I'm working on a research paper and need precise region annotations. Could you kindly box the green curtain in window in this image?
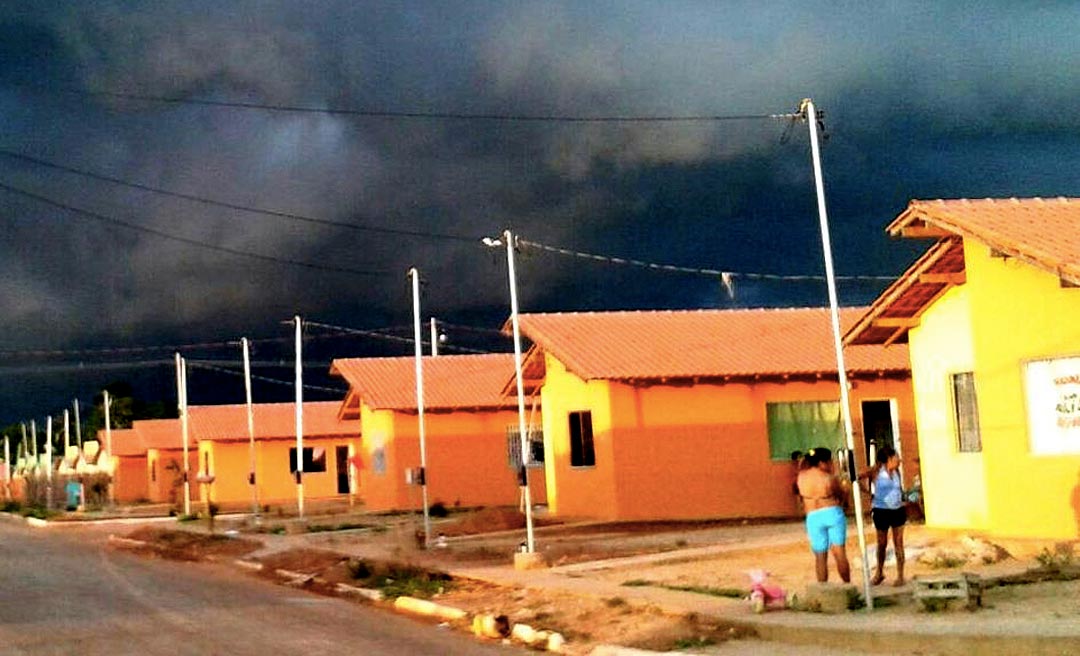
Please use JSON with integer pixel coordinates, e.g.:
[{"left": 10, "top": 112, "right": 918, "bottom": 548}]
[{"left": 766, "top": 401, "right": 844, "bottom": 460}]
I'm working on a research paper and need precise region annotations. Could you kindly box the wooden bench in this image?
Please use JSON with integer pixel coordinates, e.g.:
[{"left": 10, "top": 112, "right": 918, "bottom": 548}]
[{"left": 913, "top": 573, "right": 983, "bottom": 610}]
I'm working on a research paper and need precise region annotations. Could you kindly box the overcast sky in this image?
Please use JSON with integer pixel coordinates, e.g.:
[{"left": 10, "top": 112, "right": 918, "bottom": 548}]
[{"left": 2, "top": 1, "right": 1079, "bottom": 425}]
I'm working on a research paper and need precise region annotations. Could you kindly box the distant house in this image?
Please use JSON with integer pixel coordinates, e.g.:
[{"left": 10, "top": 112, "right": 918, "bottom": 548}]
[
  {"left": 513, "top": 308, "right": 915, "bottom": 521},
  {"left": 187, "top": 401, "right": 359, "bottom": 509},
  {"left": 101, "top": 427, "right": 150, "bottom": 503},
  {"left": 330, "top": 354, "right": 544, "bottom": 513},
  {"left": 846, "top": 197, "right": 1080, "bottom": 539},
  {"left": 131, "top": 419, "right": 198, "bottom": 506}
]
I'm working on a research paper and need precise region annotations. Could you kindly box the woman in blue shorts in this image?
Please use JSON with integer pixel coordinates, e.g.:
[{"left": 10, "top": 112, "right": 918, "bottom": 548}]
[
  {"left": 860, "top": 445, "right": 907, "bottom": 586},
  {"left": 796, "top": 447, "right": 851, "bottom": 583}
]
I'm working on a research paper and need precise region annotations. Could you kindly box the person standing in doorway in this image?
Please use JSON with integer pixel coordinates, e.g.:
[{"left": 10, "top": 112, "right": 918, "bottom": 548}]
[
  {"left": 860, "top": 445, "right": 906, "bottom": 586},
  {"left": 796, "top": 447, "right": 851, "bottom": 583}
]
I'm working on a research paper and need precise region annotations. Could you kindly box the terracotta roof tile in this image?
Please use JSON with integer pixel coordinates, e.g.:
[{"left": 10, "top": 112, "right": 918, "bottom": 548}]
[
  {"left": 98, "top": 428, "right": 146, "bottom": 457},
  {"left": 330, "top": 354, "right": 519, "bottom": 411},
  {"left": 516, "top": 307, "right": 909, "bottom": 381},
  {"left": 187, "top": 401, "right": 355, "bottom": 442},
  {"left": 848, "top": 197, "right": 1080, "bottom": 345},
  {"left": 890, "top": 197, "right": 1080, "bottom": 283},
  {"left": 132, "top": 418, "right": 183, "bottom": 451}
]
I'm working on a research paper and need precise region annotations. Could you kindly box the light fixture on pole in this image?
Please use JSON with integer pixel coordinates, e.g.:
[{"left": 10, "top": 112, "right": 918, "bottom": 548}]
[
  {"left": 242, "top": 337, "right": 260, "bottom": 521},
  {"left": 409, "top": 268, "right": 432, "bottom": 548},
  {"left": 294, "top": 315, "right": 305, "bottom": 519},
  {"left": 483, "top": 230, "right": 536, "bottom": 554},
  {"left": 798, "top": 97, "right": 873, "bottom": 610}
]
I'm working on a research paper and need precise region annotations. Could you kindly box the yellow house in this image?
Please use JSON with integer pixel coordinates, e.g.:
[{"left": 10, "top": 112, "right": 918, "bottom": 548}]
[
  {"left": 330, "top": 354, "right": 544, "bottom": 513},
  {"left": 187, "top": 401, "right": 359, "bottom": 509},
  {"left": 846, "top": 197, "right": 1080, "bottom": 539},
  {"left": 515, "top": 308, "right": 915, "bottom": 521}
]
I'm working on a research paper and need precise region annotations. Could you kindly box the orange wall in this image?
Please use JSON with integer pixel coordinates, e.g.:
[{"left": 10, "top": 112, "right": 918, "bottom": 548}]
[
  {"left": 358, "top": 403, "right": 543, "bottom": 512},
  {"left": 542, "top": 350, "right": 916, "bottom": 521},
  {"left": 113, "top": 455, "right": 149, "bottom": 503},
  {"left": 146, "top": 449, "right": 199, "bottom": 505},
  {"left": 200, "top": 437, "right": 357, "bottom": 506}
]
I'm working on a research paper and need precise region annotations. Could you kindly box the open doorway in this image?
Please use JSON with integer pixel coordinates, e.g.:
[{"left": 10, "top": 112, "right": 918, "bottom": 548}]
[
  {"left": 335, "top": 446, "right": 350, "bottom": 494},
  {"left": 861, "top": 399, "right": 898, "bottom": 466}
]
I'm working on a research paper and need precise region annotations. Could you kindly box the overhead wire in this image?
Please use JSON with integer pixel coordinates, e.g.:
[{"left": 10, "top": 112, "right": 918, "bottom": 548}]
[
  {"left": 0, "top": 181, "right": 391, "bottom": 278},
  {"left": 187, "top": 360, "right": 346, "bottom": 395},
  {"left": 304, "top": 320, "right": 490, "bottom": 354},
  {"left": 0, "top": 149, "right": 479, "bottom": 244},
  {"left": 34, "top": 86, "right": 797, "bottom": 123}
]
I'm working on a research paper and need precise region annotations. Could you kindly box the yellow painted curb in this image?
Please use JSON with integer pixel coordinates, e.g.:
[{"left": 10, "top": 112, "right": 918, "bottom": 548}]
[{"left": 392, "top": 596, "right": 468, "bottom": 622}]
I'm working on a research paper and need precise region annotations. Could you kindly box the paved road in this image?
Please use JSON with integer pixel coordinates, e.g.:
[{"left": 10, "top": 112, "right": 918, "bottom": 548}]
[{"left": 0, "top": 523, "right": 518, "bottom": 655}]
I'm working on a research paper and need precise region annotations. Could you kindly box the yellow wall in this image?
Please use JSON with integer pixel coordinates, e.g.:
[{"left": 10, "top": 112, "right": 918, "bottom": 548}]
[
  {"left": 907, "top": 283, "right": 990, "bottom": 530},
  {"left": 201, "top": 437, "right": 357, "bottom": 507},
  {"left": 541, "top": 352, "right": 916, "bottom": 521},
  {"left": 357, "top": 402, "right": 538, "bottom": 513},
  {"left": 964, "top": 241, "right": 1080, "bottom": 538}
]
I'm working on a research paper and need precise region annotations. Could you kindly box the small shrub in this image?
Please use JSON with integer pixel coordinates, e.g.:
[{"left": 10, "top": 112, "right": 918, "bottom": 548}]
[
  {"left": 622, "top": 579, "right": 653, "bottom": 587},
  {"left": 1036, "top": 543, "right": 1075, "bottom": 571},
  {"left": 605, "top": 597, "right": 627, "bottom": 608},
  {"left": 2, "top": 500, "right": 21, "bottom": 513},
  {"left": 674, "top": 539, "right": 689, "bottom": 548},
  {"left": 673, "top": 637, "right": 716, "bottom": 649},
  {"left": 926, "top": 553, "right": 968, "bottom": 569},
  {"left": 176, "top": 514, "right": 199, "bottom": 523},
  {"left": 428, "top": 502, "right": 449, "bottom": 518}
]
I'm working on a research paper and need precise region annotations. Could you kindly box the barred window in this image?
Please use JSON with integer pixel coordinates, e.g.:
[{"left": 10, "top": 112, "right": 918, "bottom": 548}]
[{"left": 507, "top": 426, "right": 544, "bottom": 468}]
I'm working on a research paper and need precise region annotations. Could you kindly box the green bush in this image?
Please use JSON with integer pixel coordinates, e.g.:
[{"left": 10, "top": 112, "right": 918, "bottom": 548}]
[
  {"left": 1, "top": 500, "right": 21, "bottom": 513},
  {"left": 428, "top": 501, "right": 449, "bottom": 518}
]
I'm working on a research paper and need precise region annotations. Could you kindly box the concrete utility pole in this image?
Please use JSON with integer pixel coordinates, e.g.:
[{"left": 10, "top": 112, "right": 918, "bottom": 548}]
[
  {"left": 64, "top": 409, "right": 70, "bottom": 452},
  {"left": 409, "top": 268, "right": 432, "bottom": 548},
  {"left": 294, "top": 315, "right": 304, "bottom": 519},
  {"left": 73, "top": 399, "right": 82, "bottom": 448},
  {"left": 242, "top": 337, "right": 260, "bottom": 520},
  {"left": 800, "top": 97, "right": 874, "bottom": 611},
  {"left": 3, "top": 433, "right": 10, "bottom": 500},
  {"left": 429, "top": 318, "right": 439, "bottom": 357},
  {"left": 483, "top": 230, "right": 536, "bottom": 554},
  {"left": 31, "top": 419, "right": 37, "bottom": 461},
  {"left": 45, "top": 416, "right": 53, "bottom": 509},
  {"left": 176, "top": 353, "right": 192, "bottom": 517},
  {"left": 104, "top": 390, "right": 114, "bottom": 506}
]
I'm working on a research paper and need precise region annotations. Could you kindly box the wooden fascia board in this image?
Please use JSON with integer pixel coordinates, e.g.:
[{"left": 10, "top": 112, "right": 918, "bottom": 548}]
[
  {"left": 871, "top": 317, "right": 920, "bottom": 329},
  {"left": 918, "top": 272, "right": 966, "bottom": 284}
]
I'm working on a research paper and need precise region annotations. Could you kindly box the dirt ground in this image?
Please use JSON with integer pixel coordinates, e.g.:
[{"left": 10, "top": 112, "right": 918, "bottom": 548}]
[{"left": 121, "top": 527, "right": 263, "bottom": 561}]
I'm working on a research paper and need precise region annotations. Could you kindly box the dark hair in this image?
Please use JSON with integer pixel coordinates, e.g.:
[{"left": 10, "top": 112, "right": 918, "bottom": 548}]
[
  {"left": 875, "top": 445, "right": 897, "bottom": 465},
  {"left": 805, "top": 446, "right": 832, "bottom": 467},
  {"left": 790, "top": 450, "right": 803, "bottom": 463}
]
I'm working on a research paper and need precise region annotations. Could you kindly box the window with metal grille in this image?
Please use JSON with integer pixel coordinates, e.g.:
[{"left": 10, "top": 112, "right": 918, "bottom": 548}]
[
  {"left": 506, "top": 426, "right": 544, "bottom": 468},
  {"left": 568, "top": 411, "right": 595, "bottom": 467},
  {"left": 952, "top": 372, "right": 982, "bottom": 452},
  {"left": 289, "top": 447, "right": 328, "bottom": 473}
]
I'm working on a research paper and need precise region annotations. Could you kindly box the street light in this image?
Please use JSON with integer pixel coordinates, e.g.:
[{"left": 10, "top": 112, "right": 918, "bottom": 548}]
[
  {"left": 799, "top": 98, "right": 873, "bottom": 610},
  {"left": 484, "top": 230, "right": 536, "bottom": 554},
  {"left": 408, "top": 267, "right": 432, "bottom": 549}
]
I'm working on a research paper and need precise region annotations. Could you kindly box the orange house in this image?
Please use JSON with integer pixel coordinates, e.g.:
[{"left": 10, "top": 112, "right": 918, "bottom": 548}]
[
  {"left": 187, "top": 401, "right": 359, "bottom": 509},
  {"left": 331, "top": 354, "right": 545, "bottom": 513},
  {"left": 514, "top": 308, "right": 916, "bottom": 521},
  {"left": 133, "top": 419, "right": 199, "bottom": 505},
  {"left": 99, "top": 427, "right": 150, "bottom": 503}
]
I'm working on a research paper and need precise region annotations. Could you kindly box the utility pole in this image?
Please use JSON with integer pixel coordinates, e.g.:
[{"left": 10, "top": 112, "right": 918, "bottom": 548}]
[
  {"left": 45, "top": 416, "right": 53, "bottom": 509},
  {"left": 429, "top": 318, "right": 439, "bottom": 357},
  {"left": 64, "top": 409, "right": 70, "bottom": 453},
  {"left": 242, "top": 337, "right": 260, "bottom": 521},
  {"left": 799, "top": 98, "right": 873, "bottom": 610},
  {"left": 409, "top": 268, "right": 431, "bottom": 548},
  {"left": 104, "top": 390, "right": 114, "bottom": 506},
  {"left": 483, "top": 230, "right": 536, "bottom": 554},
  {"left": 3, "top": 432, "right": 9, "bottom": 500},
  {"left": 30, "top": 419, "right": 37, "bottom": 462},
  {"left": 73, "top": 399, "right": 82, "bottom": 448},
  {"left": 176, "top": 353, "right": 191, "bottom": 517},
  {"left": 294, "top": 315, "right": 304, "bottom": 519}
]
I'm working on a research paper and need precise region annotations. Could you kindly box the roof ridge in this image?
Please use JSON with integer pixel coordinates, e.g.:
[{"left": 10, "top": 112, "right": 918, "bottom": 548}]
[{"left": 520, "top": 305, "right": 870, "bottom": 317}]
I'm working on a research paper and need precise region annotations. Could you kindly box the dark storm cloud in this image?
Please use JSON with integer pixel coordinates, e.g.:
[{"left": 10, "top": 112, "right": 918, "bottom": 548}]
[{"left": 1, "top": 1, "right": 1079, "bottom": 420}]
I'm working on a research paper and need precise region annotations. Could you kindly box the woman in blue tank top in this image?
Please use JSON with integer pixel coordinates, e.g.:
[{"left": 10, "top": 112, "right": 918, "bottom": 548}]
[{"left": 859, "top": 445, "right": 907, "bottom": 586}]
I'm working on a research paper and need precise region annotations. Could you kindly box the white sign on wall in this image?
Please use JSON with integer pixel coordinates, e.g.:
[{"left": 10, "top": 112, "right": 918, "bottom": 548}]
[{"left": 1025, "top": 356, "right": 1080, "bottom": 455}]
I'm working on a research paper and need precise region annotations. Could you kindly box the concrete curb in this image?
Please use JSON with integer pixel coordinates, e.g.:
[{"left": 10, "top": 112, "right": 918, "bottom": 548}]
[
  {"left": 335, "top": 583, "right": 383, "bottom": 601},
  {"left": 392, "top": 596, "right": 468, "bottom": 622},
  {"left": 25, "top": 517, "right": 49, "bottom": 528},
  {"left": 234, "top": 559, "right": 264, "bottom": 572},
  {"left": 588, "top": 646, "right": 690, "bottom": 656},
  {"left": 107, "top": 534, "right": 150, "bottom": 549}
]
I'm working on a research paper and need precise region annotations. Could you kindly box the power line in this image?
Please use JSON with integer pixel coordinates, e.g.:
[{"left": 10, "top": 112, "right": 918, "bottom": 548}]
[
  {"left": 39, "top": 86, "right": 796, "bottom": 123},
  {"left": 0, "top": 181, "right": 391, "bottom": 278},
  {"left": 305, "top": 320, "right": 490, "bottom": 354},
  {"left": 187, "top": 360, "right": 346, "bottom": 395},
  {"left": 516, "top": 238, "right": 897, "bottom": 283},
  {"left": 0, "top": 149, "right": 478, "bottom": 244}
]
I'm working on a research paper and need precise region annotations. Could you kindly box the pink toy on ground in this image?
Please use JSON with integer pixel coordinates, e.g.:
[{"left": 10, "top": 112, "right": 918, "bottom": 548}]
[{"left": 747, "top": 569, "right": 788, "bottom": 613}]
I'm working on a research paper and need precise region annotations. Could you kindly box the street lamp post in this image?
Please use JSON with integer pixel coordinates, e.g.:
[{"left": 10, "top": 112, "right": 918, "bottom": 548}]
[
  {"left": 409, "top": 268, "right": 432, "bottom": 549},
  {"left": 800, "top": 98, "right": 874, "bottom": 610},
  {"left": 484, "top": 230, "right": 536, "bottom": 554}
]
